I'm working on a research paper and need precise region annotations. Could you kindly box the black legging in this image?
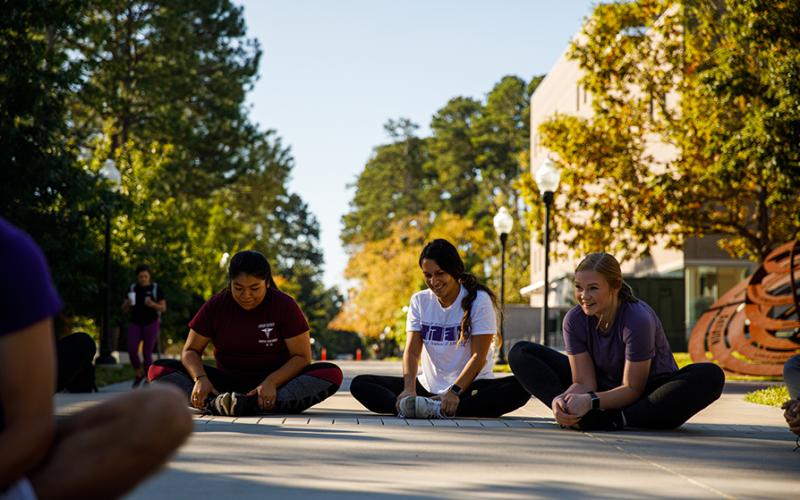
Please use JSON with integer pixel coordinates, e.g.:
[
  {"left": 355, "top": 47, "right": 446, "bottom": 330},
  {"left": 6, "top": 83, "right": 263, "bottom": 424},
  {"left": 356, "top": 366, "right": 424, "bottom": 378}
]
[
  {"left": 350, "top": 374, "right": 530, "bottom": 418},
  {"left": 508, "top": 341, "right": 725, "bottom": 429},
  {"left": 149, "top": 359, "right": 343, "bottom": 414}
]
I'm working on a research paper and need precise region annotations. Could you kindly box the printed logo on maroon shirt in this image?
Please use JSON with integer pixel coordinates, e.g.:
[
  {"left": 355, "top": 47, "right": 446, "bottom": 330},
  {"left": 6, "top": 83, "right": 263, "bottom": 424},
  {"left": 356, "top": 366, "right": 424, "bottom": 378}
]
[{"left": 188, "top": 288, "right": 309, "bottom": 374}]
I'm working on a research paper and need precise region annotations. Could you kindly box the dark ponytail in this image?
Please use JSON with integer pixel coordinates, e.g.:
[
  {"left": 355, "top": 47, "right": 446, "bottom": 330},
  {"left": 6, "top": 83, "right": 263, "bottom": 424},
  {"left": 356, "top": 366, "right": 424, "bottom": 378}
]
[
  {"left": 228, "top": 250, "right": 278, "bottom": 290},
  {"left": 419, "top": 239, "right": 498, "bottom": 345}
]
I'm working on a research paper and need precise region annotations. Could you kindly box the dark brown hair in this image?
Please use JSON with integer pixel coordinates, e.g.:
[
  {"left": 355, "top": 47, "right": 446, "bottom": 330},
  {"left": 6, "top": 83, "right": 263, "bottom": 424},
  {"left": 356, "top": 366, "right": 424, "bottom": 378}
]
[{"left": 419, "top": 239, "right": 498, "bottom": 345}]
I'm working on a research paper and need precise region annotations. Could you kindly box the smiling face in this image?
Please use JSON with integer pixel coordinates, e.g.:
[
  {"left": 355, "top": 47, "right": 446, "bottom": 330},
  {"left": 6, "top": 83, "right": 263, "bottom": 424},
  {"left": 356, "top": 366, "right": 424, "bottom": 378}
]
[
  {"left": 230, "top": 273, "right": 268, "bottom": 310},
  {"left": 574, "top": 270, "right": 619, "bottom": 320},
  {"left": 421, "top": 258, "right": 460, "bottom": 305}
]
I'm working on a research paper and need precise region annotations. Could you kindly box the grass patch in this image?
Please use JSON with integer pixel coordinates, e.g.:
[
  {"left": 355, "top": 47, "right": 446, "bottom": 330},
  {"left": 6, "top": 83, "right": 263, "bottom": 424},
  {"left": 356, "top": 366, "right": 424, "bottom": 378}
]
[
  {"left": 673, "top": 352, "right": 692, "bottom": 369},
  {"left": 95, "top": 364, "right": 136, "bottom": 388},
  {"left": 745, "top": 385, "right": 790, "bottom": 408}
]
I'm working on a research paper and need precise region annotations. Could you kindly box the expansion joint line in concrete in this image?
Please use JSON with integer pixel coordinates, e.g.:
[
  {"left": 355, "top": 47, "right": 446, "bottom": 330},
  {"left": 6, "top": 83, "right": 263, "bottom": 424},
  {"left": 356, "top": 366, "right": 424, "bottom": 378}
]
[{"left": 584, "top": 432, "right": 736, "bottom": 500}]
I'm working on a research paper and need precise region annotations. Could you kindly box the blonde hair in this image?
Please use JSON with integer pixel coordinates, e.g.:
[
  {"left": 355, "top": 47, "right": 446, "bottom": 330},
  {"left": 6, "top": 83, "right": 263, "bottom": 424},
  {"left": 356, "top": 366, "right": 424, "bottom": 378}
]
[{"left": 575, "top": 253, "right": 637, "bottom": 303}]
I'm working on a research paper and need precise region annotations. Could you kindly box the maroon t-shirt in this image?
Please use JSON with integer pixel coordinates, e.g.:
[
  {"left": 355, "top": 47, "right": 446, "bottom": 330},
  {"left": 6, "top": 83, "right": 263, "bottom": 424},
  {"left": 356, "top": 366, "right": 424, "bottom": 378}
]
[{"left": 189, "top": 288, "right": 310, "bottom": 374}]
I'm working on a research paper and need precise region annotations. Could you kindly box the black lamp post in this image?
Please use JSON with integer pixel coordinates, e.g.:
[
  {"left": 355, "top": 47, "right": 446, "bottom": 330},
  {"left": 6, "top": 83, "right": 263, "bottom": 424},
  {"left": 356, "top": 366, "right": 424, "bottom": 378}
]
[
  {"left": 493, "top": 206, "right": 514, "bottom": 364},
  {"left": 534, "top": 158, "right": 561, "bottom": 346},
  {"left": 96, "top": 159, "right": 121, "bottom": 365}
]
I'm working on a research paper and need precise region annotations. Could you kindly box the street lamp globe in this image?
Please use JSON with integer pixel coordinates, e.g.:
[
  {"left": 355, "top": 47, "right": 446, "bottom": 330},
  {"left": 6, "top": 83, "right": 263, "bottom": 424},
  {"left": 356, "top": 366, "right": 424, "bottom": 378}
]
[
  {"left": 534, "top": 157, "right": 561, "bottom": 195},
  {"left": 493, "top": 206, "right": 514, "bottom": 236}
]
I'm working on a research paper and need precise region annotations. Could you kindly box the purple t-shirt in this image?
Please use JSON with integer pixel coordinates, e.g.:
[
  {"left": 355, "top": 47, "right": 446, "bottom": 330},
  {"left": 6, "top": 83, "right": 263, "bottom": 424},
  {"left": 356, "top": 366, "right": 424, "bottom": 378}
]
[
  {"left": 0, "top": 218, "right": 62, "bottom": 336},
  {"left": 562, "top": 300, "right": 677, "bottom": 391},
  {"left": 189, "top": 287, "right": 309, "bottom": 374}
]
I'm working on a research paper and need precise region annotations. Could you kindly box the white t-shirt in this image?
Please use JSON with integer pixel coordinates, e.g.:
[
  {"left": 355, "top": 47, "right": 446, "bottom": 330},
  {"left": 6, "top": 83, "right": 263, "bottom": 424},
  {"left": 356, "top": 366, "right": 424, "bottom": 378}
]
[{"left": 406, "top": 285, "right": 497, "bottom": 394}]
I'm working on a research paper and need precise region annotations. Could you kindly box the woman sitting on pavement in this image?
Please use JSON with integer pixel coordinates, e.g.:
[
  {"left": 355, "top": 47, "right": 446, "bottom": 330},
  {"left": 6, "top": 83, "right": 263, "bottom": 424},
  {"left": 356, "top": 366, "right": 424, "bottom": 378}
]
[
  {"left": 149, "top": 250, "right": 342, "bottom": 416},
  {"left": 509, "top": 252, "right": 725, "bottom": 431},
  {"left": 350, "top": 238, "right": 530, "bottom": 419}
]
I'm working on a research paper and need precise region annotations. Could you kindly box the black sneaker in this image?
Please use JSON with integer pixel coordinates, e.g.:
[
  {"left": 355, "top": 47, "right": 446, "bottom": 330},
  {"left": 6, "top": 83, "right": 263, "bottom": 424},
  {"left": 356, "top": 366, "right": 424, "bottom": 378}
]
[
  {"left": 204, "top": 392, "right": 258, "bottom": 416},
  {"left": 132, "top": 376, "right": 145, "bottom": 388},
  {"left": 577, "top": 409, "right": 625, "bottom": 431}
]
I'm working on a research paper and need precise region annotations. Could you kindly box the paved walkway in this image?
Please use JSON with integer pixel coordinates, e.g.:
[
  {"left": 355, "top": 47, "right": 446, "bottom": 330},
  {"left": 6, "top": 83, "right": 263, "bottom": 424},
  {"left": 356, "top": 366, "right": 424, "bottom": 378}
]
[{"left": 56, "top": 361, "right": 798, "bottom": 499}]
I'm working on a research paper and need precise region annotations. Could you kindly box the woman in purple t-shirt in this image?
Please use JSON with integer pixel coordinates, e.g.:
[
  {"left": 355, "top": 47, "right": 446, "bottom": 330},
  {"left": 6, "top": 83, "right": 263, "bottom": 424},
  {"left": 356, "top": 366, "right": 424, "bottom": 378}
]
[
  {"left": 149, "top": 251, "right": 343, "bottom": 416},
  {"left": 509, "top": 253, "right": 725, "bottom": 431}
]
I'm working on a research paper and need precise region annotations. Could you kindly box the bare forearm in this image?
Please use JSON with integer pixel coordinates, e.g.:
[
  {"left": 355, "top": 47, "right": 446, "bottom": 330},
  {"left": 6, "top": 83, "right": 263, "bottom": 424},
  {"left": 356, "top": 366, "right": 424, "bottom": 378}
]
[
  {"left": 0, "top": 419, "right": 53, "bottom": 489},
  {"left": 265, "top": 355, "right": 310, "bottom": 387},
  {"left": 402, "top": 351, "right": 419, "bottom": 391},
  {"left": 181, "top": 350, "right": 206, "bottom": 379},
  {"left": 596, "top": 385, "right": 642, "bottom": 409},
  {"left": 453, "top": 354, "right": 485, "bottom": 392},
  {"left": 561, "top": 382, "right": 595, "bottom": 397}
]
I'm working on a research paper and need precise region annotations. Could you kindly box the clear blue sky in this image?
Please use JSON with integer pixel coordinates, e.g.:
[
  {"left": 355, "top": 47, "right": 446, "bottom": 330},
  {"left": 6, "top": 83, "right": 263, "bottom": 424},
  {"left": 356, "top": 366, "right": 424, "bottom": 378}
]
[{"left": 236, "top": 0, "right": 596, "bottom": 290}]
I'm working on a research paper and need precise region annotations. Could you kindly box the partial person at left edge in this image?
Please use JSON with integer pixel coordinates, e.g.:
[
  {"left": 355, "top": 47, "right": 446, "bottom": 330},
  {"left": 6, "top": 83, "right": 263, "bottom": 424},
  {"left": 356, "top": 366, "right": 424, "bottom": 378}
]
[{"left": 0, "top": 217, "right": 192, "bottom": 500}]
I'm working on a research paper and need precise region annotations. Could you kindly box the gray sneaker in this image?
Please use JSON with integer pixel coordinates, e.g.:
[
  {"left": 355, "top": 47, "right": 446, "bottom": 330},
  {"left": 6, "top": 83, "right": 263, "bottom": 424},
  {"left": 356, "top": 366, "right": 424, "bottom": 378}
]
[
  {"left": 398, "top": 396, "right": 443, "bottom": 419},
  {"left": 205, "top": 392, "right": 256, "bottom": 416}
]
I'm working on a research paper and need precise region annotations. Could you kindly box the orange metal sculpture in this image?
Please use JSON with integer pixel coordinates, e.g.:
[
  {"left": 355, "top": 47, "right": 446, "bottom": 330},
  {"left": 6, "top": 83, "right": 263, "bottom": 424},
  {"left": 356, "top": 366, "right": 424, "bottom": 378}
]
[{"left": 688, "top": 240, "right": 800, "bottom": 376}]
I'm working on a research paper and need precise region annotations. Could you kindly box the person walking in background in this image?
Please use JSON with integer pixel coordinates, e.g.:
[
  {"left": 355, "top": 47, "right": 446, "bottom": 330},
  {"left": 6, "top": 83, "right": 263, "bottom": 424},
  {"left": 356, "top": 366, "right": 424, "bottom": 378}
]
[
  {"left": 510, "top": 252, "right": 725, "bottom": 431},
  {"left": 148, "top": 250, "right": 342, "bottom": 416},
  {"left": 782, "top": 355, "right": 800, "bottom": 437},
  {"left": 0, "top": 217, "right": 191, "bottom": 499},
  {"left": 122, "top": 264, "right": 166, "bottom": 387},
  {"left": 350, "top": 238, "right": 530, "bottom": 419}
]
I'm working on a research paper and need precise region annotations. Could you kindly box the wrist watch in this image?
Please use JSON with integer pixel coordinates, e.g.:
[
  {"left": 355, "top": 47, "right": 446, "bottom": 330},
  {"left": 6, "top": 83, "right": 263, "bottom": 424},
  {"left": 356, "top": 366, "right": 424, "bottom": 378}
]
[
  {"left": 449, "top": 384, "right": 462, "bottom": 396},
  {"left": 588, "top": 391, "right": 600, "bottom": 410}
]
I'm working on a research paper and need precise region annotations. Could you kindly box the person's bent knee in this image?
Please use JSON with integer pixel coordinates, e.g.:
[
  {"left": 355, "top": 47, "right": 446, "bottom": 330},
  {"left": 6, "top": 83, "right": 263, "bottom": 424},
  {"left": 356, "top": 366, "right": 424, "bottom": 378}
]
[
  {"left": 508, "top": 341, "right": 536, "bottom": 370},
  {"left": 130, "top": 386, "right": 193, "bottom": 453},
  {"left": 349, "top": 374, "right": 369, "bottom": 398},
  {"left": 693, "top": 362, "right": 725, "bottom": 400},
  {"left": 785, "top": 355, "right": 800, "bottom": 375}
]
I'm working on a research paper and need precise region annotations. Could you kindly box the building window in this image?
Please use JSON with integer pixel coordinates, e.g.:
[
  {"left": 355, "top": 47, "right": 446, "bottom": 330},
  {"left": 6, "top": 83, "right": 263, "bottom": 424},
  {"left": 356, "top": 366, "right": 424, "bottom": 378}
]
[{"left": 685, "top": 265, "right": 751, "bottom": 333}]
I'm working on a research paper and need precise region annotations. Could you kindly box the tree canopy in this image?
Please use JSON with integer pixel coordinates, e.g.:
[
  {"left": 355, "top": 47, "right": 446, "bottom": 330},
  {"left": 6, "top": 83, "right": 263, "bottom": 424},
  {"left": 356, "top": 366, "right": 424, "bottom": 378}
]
[
  {"left": 337, "top": 76, "right": 542, "bottom": 341},
  {"left": 1, "top": 0, "right": 340, "bottom": 350},
  {"left": 524, "top": 0, "right": 800, "bottom": 263}
]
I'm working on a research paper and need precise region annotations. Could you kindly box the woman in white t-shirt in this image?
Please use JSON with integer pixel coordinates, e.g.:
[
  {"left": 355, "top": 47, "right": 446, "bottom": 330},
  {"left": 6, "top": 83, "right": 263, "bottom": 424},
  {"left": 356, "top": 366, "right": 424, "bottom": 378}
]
[{"left": 350, "top": 239, "right": 530, "bottom": 418}]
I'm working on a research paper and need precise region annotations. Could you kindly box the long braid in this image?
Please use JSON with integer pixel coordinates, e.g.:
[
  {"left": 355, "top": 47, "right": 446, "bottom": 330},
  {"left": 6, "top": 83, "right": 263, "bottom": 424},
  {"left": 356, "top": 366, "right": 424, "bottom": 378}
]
[{"left": 457, "top": 273, "right": 498, "bottom": 346}]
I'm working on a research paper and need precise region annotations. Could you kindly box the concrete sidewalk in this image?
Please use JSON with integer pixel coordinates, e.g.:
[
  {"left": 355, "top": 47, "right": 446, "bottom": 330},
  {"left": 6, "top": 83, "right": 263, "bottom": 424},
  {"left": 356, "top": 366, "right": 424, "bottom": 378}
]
[{"left": 56, "top": 361, "right": 798, "bottom": 499}]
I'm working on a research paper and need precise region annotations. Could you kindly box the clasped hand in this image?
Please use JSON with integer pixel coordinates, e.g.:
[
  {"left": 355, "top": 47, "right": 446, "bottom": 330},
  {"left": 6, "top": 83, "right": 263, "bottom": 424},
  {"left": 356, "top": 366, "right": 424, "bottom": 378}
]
[
  {"left": 432, "top": 390, "right": 459, "bottom": 417},
  {"left": 551, "top": 393, "right": 592, "bottom": 427},
  {"left": 191, "top": 377, "right": 218, "bottom": 409},
  {"left": 782, "top": 399, "right": 800, "bottom": 436},
  {"left": 247, "top": 379, "right": 278, "bottom": 411}
]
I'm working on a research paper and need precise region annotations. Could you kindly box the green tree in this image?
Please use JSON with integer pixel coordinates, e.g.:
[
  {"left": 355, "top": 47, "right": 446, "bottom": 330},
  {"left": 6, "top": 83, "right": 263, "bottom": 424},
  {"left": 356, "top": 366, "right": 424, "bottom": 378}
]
[
  {"left": 527, "top": 0, "right": 800, "bottom": 263},
  {"left": 338, "top": 75, "right": 545, "bottom": 341},
  {"left": 3, "top": 0, "right": 340, "bottom": 344},
  {"left": 0, "top": 0, "right": 107, "bottom": 321},
  {"left": 341, "top": 119, "right": 430, "bottom": 246}
]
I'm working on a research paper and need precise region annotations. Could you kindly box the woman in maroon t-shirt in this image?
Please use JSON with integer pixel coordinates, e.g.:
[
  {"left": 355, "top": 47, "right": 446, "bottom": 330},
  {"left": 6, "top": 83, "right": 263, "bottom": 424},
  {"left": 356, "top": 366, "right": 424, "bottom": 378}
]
[
  {"left": 149, "top": 251, "right": 342, "bottom": 416},
  {"left": 508, "top": 253, "right": 725, "bottom": 431}
]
